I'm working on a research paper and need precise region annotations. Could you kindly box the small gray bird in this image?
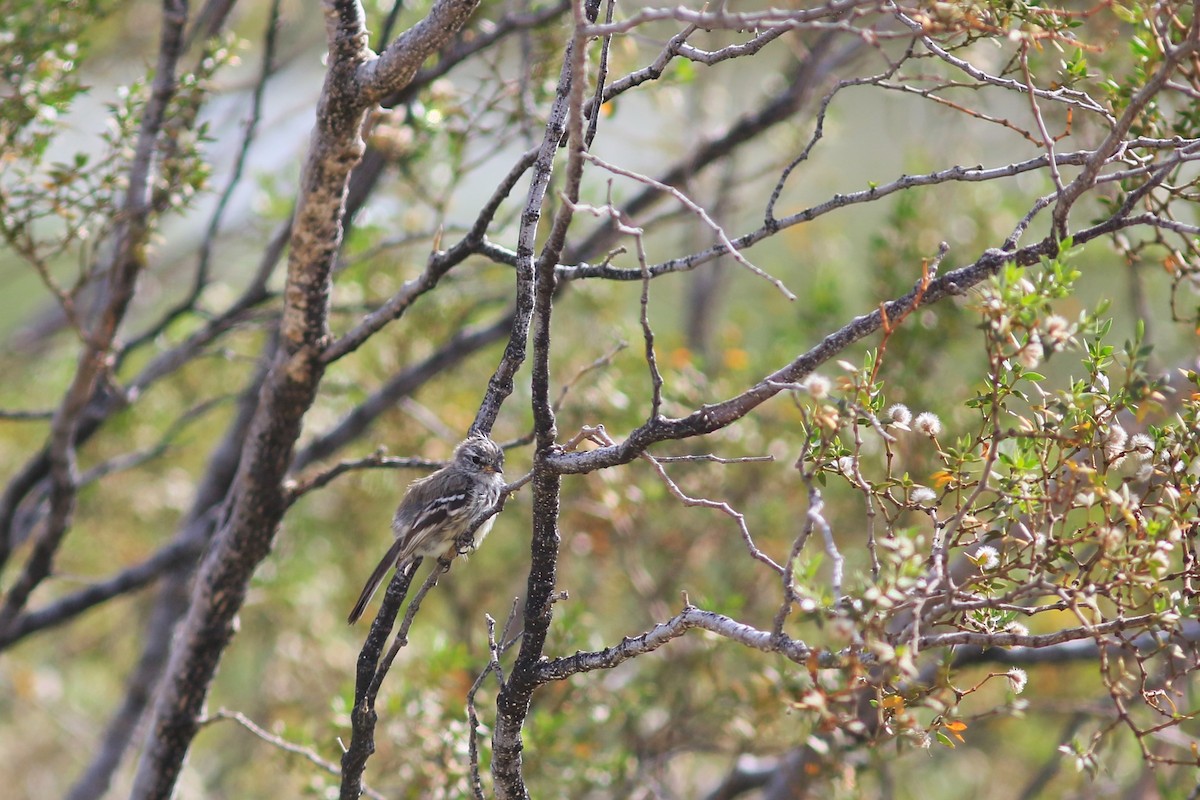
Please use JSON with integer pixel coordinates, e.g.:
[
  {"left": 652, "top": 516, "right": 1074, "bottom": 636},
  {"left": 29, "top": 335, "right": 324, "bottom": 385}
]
[{"left": 347, "top": 435, "right": 505, "bottom": 625}]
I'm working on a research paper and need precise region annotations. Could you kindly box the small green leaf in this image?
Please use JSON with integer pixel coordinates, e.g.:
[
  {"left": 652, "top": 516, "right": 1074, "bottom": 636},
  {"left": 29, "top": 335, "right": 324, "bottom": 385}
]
[{"left": 675, "top": 59, "right": 695, "bottom": 84}]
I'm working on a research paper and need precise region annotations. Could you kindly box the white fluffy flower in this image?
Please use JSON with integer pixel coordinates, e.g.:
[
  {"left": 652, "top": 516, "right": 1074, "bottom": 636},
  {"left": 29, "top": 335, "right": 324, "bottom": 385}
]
[
  {"left": 802, "top": 373, "right": 831, "bottom": 399},
  {"left": 1017, "top": 331, "right": 1043, "bottom": 370},
  {"left": 1129, "top": 433, "right": 1154, "bottom": 461},
  {"left": 914, "top": 412, "right": 942, "bottom": 437},
  {"left": 1101, "top": 424, "right": 1127, "bottom": 463},
  {"left": 910, "top": 486, "right": 937, "bottom": 504},
  {"left": 1043, "top": 314, "right": 1074, "bottom": 349},
  {"left": 975, "top": 545, "right": 1000, "bottom": 570},
  {"left": 1005, "top": 621, "right": 1030, "bottom": 637},
  {"left": 887, "top": 403, "right": 912, "bottom": 429},
  {"left": 1097, "top": 525, "right": 1124, "bottom": 554}
]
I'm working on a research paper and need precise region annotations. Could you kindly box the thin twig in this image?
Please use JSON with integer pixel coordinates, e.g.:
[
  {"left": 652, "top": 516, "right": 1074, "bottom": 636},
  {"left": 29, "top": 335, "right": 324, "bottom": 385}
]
[
  {"left": 582, "top": 152, "right": 796, "bottom": 300},
  {"left": 285, "top": 453, "right": 442, "bottom": 505},
  {"left": 655, "top": 454, "right": 774, "bottom": 464},
  {"left": 467, "top": 613, "right": 502, "bottom": 800},
  {"left": 367, "top": 557, "right": 452, "bottom": 706},
  {"left": 581, "top": 426, "right": 783, "bottom": 574},
  {"left": 200, "top": 709, "right": 387, "bottom": 800},
  {"left": 0, "top": 408, "right": 55, "bottom": 421}
]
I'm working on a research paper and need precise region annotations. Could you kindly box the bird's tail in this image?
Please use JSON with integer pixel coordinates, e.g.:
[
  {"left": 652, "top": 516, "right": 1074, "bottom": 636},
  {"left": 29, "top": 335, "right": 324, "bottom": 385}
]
[{"left": 347, "top": 537, "right": 407, "bottom": 625}]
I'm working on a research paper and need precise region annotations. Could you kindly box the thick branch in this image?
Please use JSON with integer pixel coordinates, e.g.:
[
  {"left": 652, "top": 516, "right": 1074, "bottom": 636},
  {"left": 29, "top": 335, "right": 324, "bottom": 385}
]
[
  {"left": 360, "top": 0, "right": 482, "bottom": 103},
  {"left": 129, "top": 0, "right": 426, "bottom": 791},
  {"left": 126, "top": 0, "right": 487, "bottom": 794}
]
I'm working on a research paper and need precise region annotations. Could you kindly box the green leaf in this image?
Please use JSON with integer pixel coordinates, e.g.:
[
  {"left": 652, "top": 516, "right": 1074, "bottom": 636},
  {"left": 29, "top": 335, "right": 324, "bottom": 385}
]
[{"left": 675, "top": 59, "right": 695, "bottom": 84}]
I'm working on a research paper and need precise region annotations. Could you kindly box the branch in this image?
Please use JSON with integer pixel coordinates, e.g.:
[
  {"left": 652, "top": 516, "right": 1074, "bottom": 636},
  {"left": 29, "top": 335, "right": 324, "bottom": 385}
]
[
  {"left": 545, "top": 186, "right": 1171, "bottom": 477},
  {"left": 949, "top": 620, "right": 1200, "bottom": 667},
  {"left": 582, "top": 151, "right": 796, "bottom": 299},
  {"left": 557, "top": 151, "right": 1098, "bottom": 284},
  {"left": 544, "top": 246, "right": 1008, "bottom": 476},
  {"left": 339, "top": 476, "right": 528, "bottom": 796},
  {"left": 200, "top": 709, "right": 386, "bottom": 800},
  {"left": 537, "top": 604, "right": 813, "bottom": 682},
  {"left": 580, "top": 2, "right": 873, "bottom": 37},
  {"left": 339, "top": 560, "right": 418, "bottom": 800},
  {"left": 890, "top": 5, "right": 1112, "bottom": 121},
  {"left": 1046, "top": 11, "right": 1200, "bottom": 236},
  {"left": 129, "top": 0, "right": 489, "bottom": 792},
  {"left": 301, "top": 311, "right": 512, "bottom": 468},
  {"left": 491, "top": 7, "right": 594, "bottom": 796},
  {"left": 405, "top": 1, "right": 571, "bottom": 96},
  {"left": 322, "top": 140, "right": 530, "bottom": 364},
  {"left": 471, "top": 2, "right": 580, "bottom": 437},
  {"left": 366, "top": 558, "right": 450, "bottom": 704},
  {"left": 567, "top": 33, "right": 858, "bottom": 267},
  {"left": 122, "top": 0, "right": 283, "bottom": 355},
  {"left": 285, "top": 453, "right": 441, "bottom": 505},
  {"left": 74, "top": 395, "right": 233, "bottom": 488},
  {"left": 919, "top": 613, "right": 1177, "bottom": 650},
  {"left": 0, "top": 408, "right": 54, "bottom": 421},
  {"left": 636, "top": 437, "right": 782, "bottom": 573},
  {"left": 320, "top": 246, "right": 481, "bottom": 364},
  {"left": 0, "top": 531, "right": 203, "bottom": 649},
  {"left": 360, "top": 0, "right": 482, "bottom": 103}
]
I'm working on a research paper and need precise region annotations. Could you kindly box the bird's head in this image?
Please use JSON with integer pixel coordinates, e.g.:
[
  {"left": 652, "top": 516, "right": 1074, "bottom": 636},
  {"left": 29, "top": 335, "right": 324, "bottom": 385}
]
[{"left": 454, "top": 435, "right": 505, "bottom": 475}]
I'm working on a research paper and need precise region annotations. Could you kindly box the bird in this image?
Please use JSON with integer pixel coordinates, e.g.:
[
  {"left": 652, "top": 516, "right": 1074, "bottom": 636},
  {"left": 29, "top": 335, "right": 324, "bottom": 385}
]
[{"left": 347, "top": 435, "right": 505, "bottom": 625}]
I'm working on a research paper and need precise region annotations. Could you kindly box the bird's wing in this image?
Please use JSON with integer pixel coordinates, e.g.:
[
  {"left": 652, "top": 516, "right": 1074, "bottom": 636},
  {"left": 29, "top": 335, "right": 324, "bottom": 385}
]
[{"left": 394, "top": 469, "right": 476, "bottom": 545}]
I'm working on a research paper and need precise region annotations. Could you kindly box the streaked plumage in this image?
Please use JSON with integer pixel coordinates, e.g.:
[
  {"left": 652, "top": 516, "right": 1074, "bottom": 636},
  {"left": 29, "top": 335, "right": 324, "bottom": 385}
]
[{"left": 347, "top": 436, "right": 505, "bottom": 624}]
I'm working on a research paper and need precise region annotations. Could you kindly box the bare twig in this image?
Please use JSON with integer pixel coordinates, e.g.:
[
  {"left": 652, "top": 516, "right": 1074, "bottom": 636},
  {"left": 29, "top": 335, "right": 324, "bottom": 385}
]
[
  {"left": 638, "top": 443, "right": 782, "bottom": 573},
  {"left": 285, "top": 453, "right": 441, "bottom": 506},
  {"left": 200, "top": 709, "right": 387, "bottom": 800},
  {"left": 655, "top": 454, "right": 774, "bottom": 464},
  {"left": 367, "top": 558, "right": 451, "bottom": 705},
  {"left": 0, "top": 408, "right": 54, "bottom": 421},
  {"left": 466, "top": 611, "right": 504, "bottom": 800},
  {"left": 538, "top": 604, "right": 813, "bottom": 682},
  {"left": 583, "top": 152, "right": 796, "bottom": 300}
]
